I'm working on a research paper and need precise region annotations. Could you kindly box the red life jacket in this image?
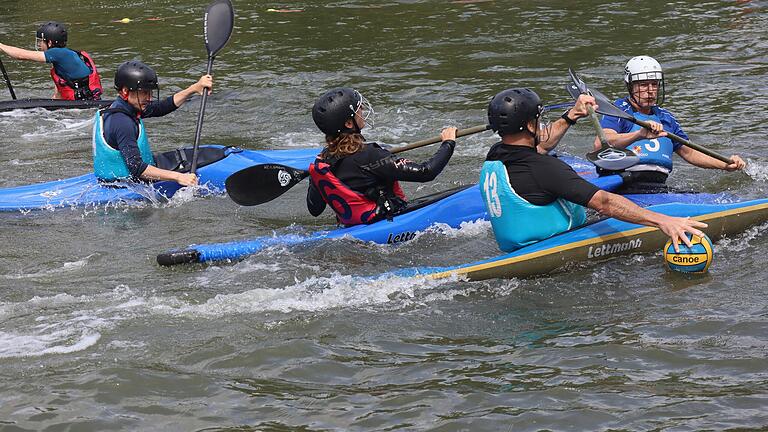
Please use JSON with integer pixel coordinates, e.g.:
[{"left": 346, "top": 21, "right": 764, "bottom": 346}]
[
  {"left": 309, "top": 158, "right": 406, "bottom": 226},
  {"left": 50, "top": 50, "right": 103, "bottom": 101}
]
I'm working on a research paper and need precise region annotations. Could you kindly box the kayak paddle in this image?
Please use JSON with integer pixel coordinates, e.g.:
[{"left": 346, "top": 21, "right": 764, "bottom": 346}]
[
  {"left": 225, "top": 124, "right": 491, "bottom": 206},
  {"left": 567, "top": 68, "right": 733, "bottom": 166},
  {"left": 189, "top": 0, "right": 234, "bottom": 174},
  {"left": 0, "top": 58, "right": 17, "bottom": 100},
  {"left": 567, "top": 68, "right": 639, "bottom": 171}
]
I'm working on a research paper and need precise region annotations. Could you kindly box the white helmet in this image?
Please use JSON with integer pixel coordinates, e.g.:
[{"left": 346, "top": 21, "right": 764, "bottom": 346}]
[
  {"left": 624, "top": 55, "right": 665, "bottom": 106},
  {"left": 624, "top": 56, "right": 663, "bottom": 83}
]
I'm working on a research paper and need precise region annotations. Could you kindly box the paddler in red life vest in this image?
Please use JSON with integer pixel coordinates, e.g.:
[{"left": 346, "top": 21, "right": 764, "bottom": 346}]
[
  {"left": 92, "top": 60, "right": 212, "bottom": 186},
  {"left": 596, "top": 55, "right": 745, "bottom": 190},
  {"left": 307, "top": 87, "right": 458, "bottom": 226},
  {"left": 0, "top": 21, "right": 103, "bottom": 100}
]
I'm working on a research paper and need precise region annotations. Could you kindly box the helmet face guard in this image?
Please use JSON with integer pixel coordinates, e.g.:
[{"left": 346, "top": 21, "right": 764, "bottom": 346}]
[
  {"left": 624, "top": 56, "right": 665, "bottom": 107},
  {"left": 313, "top": 87, "right": 374, "bottom": 137},
  {"left": 356, "top": 91, "right": 374, "bottom": 129},
  {"left": 114, "top": 61, "right": 160, "bottom": 101}
]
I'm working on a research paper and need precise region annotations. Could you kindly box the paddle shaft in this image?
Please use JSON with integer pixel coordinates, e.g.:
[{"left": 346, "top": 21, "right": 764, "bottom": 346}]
[
  {"left": 587, "top": 105, "right": 611, "bottom": 148},
  {"left": 391, "top": 124, "right": 489, "bottom": 154},
  {"left": 389, "top": 101, "right": 573, "bottom": 154},
  {"left": 629, "top": 117, "right": 732, "bottom": 164},
  {"left": 189, "top": 57, "right": 214, "bottom": 174},
  {"left": 0, "top": 58, "right": 17, "bottom": 100}
]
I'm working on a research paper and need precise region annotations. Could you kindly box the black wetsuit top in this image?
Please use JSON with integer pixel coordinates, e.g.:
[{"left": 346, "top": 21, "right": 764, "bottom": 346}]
[
  {"left": 307, "top": 140, "right": 456, "bottom": 217},
  {"left": 102, "top": 96, "right": 178, "bottom": 179},
  {"left": 485, "top": 142, "right": 599, "bottom": 207}
]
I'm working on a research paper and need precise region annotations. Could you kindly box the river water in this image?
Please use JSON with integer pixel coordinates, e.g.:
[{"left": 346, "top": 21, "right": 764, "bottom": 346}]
[{"left": 1, "top": 1, "right": 767, "bottom": 430}]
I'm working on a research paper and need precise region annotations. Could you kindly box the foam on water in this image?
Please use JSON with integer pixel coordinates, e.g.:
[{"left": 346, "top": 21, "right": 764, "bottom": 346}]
[
  {"left": 0, "top": 286, "right": 140, "bottom": 359},
  {"left": 430, "top": 218, "right": 491, "bottom": 239},
  {"left": 149, "top": 272, "right": 468, "bottom": 318},
  {"left": 0, "top": 254, "right": 95, "bottom": 281},
  {"left": 164, "top": 184, "right": 218, "bottom": 208},
  {"left": 20, "top": 116, "right": 93, "bottom": 139},
  {"left": 273, "top": 130, "right": 318, "bottom": 148},
  {"left": 744, "top": 159, "right": 768, "bottom": 182},
  {"left": 716, "top": 220, "right": 768, "bottom": 252}
]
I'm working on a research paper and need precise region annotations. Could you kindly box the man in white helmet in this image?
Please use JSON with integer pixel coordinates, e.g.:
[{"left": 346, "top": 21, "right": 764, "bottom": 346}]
[{"left": 595, "top": 55, "right": 745, "bottom": 190}]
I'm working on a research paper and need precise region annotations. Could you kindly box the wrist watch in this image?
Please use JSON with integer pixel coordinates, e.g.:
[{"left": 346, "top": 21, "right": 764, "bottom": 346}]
[{"left": 561, "top": 110, "right": 577, "bottom": 126}]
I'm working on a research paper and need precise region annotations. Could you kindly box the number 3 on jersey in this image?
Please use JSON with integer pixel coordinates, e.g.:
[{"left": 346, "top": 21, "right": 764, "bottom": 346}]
[{"left": 645, "top": 138, "right": 660, "bottom": 152}]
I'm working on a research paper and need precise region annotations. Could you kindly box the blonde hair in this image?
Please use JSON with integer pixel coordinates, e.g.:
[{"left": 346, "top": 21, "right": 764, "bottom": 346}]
[{"left": 323, "top": 132, "right": 364, "bottom": 158}]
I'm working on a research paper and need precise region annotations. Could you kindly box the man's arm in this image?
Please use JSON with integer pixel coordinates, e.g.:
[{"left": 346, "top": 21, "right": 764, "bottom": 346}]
[
  {"left": 676, "top": 145, "right": 746, "bottom": 171},
  {"left": 138, "top": 165, "right": 198, "bottom": 186},
  {"left": 537, "top": 94, "right": 596, "bottom": 154},
  {"left": 595, "top": 121, "right": 668, "bottom": 150},
  {"left": 0, "top": 43, "right": 46, "bottom": 62},
  {"left": 172, "top": 74, "right": 213, "bottom": 108},
  {"left": 588, "top": 189, "right": 707, "bottom": 251}
]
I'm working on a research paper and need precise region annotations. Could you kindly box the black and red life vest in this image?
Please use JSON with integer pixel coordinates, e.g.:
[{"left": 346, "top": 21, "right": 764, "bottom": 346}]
[
  {"left": 50, "top": 50, "right": 103, "bottom": 101},
  {"left": 309, "top": 158, "right": 406, "bottom": 226}
]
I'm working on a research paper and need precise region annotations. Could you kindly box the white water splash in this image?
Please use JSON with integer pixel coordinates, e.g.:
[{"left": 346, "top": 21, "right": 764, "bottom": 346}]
[
  {"left": 430, "top": 219, "right": 491, "bottom": 239},
  {"left": 0, "top": 286, "right": 139, "bottom": 359},
  {"left": 164, "top": 184, "right": 218, "bottom": 208},
  {"left": 744, "top": 158, "right": 768, "bottom": 182},
  {"left": 0, "top": 254, "right": 96, "bottom": 281},
  {"left": 148, "top": 272, "right": 468, "bottom": 318},
  {"left": 716, "top": 221, "right": 768, "bottom": 252}
]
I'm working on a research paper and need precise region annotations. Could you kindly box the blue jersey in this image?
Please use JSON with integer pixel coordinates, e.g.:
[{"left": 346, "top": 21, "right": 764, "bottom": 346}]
[
  {"left": 44, "top": 47, "right": 91, "bottom": 81},
  {"left": 600, "top": 98, "right": 689, "bottom": 171}
]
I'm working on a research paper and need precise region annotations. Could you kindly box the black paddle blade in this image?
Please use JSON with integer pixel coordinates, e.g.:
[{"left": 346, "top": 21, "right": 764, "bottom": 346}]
[
  {"left": 204, "top": 0, "right": 234, "bottom": 58},
  {"left": 568, "top": 68, "right": 590, "bottom": 96},
  {"left": 565, "top": 82, "right": 581, "bottom": 100},
  {"left": 590, "top": 87, "right": 635, "bottom": 122},
  {"left": 225, "top": 164, "right": 309, "bottom": 206},
  {"left": 586, "top": 147, "right": 640, "bottom": 171}
]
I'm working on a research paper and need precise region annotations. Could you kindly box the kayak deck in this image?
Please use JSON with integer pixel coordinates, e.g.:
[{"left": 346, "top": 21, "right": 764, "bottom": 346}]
[
  {"left": 396, "top": 198, "right": 768, "bottom": 281},
  {"left": 156, "top": 155, "right": 625, "bottom": 266},
  {"left": 0, "top": 145, "right": 320, "bottom": 211},
  {"left": 0, "top": 98, "right": 113, "bottom": 112}
]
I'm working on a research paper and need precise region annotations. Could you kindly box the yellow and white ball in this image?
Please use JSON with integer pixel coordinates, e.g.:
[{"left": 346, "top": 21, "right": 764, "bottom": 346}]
[{"left": 663, "top": 233, "right": 714, "bottom": 273}]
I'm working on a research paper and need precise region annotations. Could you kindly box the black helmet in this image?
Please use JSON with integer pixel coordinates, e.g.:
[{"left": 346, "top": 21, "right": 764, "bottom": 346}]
[
  {"left": 36, "top": 22, "right": 67, "bottom": 48},
  {"left": 114, "top": 60, "right": 159, "bottom": 92},
  {"left": 487, "top": 88, "right": 543, "bottom": 136},
  {"left": 312, "top": 87, "right": 364, "bottom": 136}
]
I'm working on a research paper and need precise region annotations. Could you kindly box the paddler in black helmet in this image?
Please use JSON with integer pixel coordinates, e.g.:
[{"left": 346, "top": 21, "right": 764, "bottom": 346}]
[
  {"left": 480, "top": 87, "right": 707, "bottom": 252},
  {"left": 0, "top": 21, "right": 103, "bottom": 100},
  {"left": 92, "top": 60, "right": 212, "bottom": 186},
  {"left": 307, "top": 87, "right": 458, "bottom": 226}
]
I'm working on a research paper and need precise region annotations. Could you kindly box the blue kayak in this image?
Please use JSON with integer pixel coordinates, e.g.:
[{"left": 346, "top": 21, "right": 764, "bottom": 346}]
[
  {"left": 157, "top": 155, "right": 626, "bottom": 265},
  {"left": 0, "top": 145, "right": 320, "bottom": 212},
  {"left": 389, "top": 197, "right": 768, "bottom": 281}
]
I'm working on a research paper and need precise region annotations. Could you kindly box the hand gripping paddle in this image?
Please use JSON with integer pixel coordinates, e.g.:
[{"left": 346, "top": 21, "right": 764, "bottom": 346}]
[{"left": 566, "top": 68, "right": 639, "bottom": 171}]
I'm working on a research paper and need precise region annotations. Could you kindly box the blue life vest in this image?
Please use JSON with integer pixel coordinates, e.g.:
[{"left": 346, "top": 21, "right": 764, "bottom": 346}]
[
  {"left": 625, "top": 110, "right": 675, "bottom": 171},
  {"left": 92, "top": 110, "right": 155, "bottom": 181},
  {"left": 479, "top": 161, "right": 586, "bottom": 252}
]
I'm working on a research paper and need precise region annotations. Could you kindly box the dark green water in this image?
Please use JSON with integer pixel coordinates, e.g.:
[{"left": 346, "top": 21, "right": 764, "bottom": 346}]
[{"left": 1, "top": 1, "right": 767, "bottom": 430}]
